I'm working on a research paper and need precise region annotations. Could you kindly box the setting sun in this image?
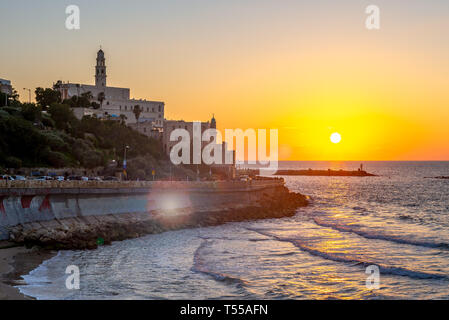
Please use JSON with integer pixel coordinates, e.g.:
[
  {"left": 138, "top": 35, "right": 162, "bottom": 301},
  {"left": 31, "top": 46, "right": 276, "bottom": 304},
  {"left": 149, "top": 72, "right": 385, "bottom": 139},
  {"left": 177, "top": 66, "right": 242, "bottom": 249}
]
[{"left": 330, "top": 133, "right": 342, "bottom": 144}]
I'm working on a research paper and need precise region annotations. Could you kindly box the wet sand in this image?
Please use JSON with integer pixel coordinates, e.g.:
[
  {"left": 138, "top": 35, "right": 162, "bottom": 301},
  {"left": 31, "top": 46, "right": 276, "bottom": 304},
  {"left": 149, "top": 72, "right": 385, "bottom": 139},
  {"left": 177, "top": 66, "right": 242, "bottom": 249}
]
[{"left": 0, "top": 242, "right": 55, "bottom": 300}]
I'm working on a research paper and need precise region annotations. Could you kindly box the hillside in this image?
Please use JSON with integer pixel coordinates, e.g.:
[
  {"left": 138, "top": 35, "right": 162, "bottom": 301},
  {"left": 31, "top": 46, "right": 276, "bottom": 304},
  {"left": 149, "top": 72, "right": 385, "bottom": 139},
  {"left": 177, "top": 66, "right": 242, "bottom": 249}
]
[{"left": 0, "top": 88, "right": 194, "bottom": 180}]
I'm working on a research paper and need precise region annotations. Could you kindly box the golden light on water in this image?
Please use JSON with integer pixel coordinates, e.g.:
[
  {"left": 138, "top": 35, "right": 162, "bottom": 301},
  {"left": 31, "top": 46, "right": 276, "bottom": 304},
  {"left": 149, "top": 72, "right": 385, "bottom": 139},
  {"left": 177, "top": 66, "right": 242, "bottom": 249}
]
[{"left": 330, "top": 133, "right": 342, "bottom": 144}]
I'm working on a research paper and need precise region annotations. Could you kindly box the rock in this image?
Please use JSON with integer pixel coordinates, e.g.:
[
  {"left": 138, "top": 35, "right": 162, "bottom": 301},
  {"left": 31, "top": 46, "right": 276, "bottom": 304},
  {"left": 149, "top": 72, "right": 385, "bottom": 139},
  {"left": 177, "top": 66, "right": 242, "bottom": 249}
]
[{"left": 10, "top": 189, "right": 309, "bottom": 250}]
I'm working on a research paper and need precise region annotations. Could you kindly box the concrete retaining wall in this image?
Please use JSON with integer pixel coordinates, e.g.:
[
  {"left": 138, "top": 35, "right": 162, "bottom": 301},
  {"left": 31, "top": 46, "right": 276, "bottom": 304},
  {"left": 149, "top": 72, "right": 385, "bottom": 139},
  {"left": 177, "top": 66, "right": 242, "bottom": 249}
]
[{"left": 0, "top": 180, "right": 285, "bottom": 240}]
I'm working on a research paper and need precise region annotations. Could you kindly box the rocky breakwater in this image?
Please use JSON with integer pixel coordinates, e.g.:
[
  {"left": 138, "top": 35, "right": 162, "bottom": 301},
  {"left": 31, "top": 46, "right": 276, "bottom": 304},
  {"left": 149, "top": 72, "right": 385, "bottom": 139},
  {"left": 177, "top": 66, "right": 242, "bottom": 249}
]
[{"left": 1, "top": 179, "right": 308, "bottom": 250}]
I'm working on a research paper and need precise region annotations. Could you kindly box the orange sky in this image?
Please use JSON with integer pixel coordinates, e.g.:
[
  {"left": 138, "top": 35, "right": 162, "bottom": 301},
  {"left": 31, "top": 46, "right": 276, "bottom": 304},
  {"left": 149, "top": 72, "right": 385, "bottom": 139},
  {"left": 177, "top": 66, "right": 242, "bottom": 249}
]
[{"left": 1, "top": 0, "right": 448, "bottom": 160}]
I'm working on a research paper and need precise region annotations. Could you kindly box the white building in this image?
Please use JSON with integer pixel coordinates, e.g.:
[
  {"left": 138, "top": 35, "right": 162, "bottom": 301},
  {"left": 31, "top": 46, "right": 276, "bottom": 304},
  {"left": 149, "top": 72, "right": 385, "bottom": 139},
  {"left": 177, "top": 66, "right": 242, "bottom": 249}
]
[
  {"left": 55, "top": 49, "right": 164, "bottom": 127},
  {"left": 0, "top": 78, "right": 12, "bottom": 95}
]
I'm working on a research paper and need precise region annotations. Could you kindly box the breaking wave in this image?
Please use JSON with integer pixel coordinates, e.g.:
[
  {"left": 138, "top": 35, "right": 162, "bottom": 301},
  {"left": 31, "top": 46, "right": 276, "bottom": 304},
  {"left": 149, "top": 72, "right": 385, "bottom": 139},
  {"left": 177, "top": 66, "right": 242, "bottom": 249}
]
[
  {"left": 191, "top": 239, "right": 247, "bottom": 286},
  {"left": 247, "top": 227, "right": 448, "bottom": 281},
  {"left": 312, "top": 217, "right": 449, "bottom": 250}
]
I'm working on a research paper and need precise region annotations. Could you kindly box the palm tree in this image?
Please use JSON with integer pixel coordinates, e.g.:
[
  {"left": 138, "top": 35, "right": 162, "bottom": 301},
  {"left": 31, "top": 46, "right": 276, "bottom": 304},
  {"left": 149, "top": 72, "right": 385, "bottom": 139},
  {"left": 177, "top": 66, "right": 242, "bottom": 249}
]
[{"left": 133, "top": 105, "right": 142, "bottom": 129}]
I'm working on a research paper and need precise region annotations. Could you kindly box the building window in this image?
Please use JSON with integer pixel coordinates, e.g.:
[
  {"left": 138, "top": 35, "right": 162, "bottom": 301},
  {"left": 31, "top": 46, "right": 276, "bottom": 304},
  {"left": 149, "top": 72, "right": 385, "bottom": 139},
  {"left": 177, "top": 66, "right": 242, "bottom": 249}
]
[
  {"left": 152, "top": 107, "right": 155, "bottom": 112},
  {"left": 107, "top": 101, "right": 109, "bottom": 105},
  {"left": 144, "top": 128, "right": 146, "bottom": 133},
  {"left": 125, "top": 106, "right": 127, "bottom": 110},
  {"left": 158, "top": 105, "right": 161, "bottom": 112}
]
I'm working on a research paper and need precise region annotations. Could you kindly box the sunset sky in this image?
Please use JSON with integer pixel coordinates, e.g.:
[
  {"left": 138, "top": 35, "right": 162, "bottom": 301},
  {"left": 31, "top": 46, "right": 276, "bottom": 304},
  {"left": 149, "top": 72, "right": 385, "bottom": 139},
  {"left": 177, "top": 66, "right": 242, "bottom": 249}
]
[{"left": 1, "top": 0, "right": 448, "bottom": 160}]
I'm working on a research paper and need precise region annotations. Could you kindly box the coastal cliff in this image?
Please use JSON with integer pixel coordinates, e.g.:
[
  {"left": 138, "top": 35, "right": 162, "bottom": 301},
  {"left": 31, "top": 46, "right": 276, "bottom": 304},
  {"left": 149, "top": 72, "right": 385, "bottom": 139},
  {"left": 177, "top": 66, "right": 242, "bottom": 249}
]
[{"left": 0, "top": 180, "right": 308, "bottom": 250}]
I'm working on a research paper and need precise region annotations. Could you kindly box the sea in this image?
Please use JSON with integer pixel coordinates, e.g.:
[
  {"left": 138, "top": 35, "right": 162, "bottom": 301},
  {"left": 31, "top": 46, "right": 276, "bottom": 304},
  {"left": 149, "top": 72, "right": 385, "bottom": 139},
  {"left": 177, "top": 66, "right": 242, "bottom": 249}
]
[{"left": 16, "top": 161, "right": 449, "bottom": 300}]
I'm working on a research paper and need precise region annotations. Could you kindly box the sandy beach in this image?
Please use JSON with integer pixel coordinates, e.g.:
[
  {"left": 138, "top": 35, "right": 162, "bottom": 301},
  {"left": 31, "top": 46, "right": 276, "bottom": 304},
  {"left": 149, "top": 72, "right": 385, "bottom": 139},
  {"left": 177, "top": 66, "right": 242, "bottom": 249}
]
[{"left": 0, "top": 242, "right": 55, "bottom": 300}]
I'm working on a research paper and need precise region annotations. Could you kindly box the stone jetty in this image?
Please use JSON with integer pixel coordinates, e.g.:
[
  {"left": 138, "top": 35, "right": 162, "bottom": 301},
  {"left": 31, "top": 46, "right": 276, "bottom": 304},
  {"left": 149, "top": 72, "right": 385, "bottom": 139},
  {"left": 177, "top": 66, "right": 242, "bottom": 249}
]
[{"left": 0, "top": 179, "right": 308, "bottom": 250}]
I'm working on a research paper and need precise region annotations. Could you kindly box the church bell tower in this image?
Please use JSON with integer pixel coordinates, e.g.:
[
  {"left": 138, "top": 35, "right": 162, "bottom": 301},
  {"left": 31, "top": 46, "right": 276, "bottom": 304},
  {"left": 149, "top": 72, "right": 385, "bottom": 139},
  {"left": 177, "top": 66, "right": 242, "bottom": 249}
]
[{"left": 95, "top": 48, "right": 107, "bottom": 87}]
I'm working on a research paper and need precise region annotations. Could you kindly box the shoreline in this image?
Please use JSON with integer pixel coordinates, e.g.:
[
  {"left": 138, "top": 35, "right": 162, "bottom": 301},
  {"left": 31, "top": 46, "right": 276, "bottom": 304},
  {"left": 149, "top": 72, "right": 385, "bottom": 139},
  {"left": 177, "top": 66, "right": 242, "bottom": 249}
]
[
  {"left": 0, "top": 193, "right": 307, "bottom": 299},
  {"left": 0, "top": 242, "right": 56, "bottom": 300},
  {"left": 0, "top": 180, "right": 309, "bottom": 298}
]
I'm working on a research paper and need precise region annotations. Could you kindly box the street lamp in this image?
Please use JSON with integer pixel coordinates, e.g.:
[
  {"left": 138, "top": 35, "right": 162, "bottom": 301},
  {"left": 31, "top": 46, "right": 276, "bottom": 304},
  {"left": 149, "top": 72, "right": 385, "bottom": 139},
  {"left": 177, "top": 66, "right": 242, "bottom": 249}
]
[
  {"left": 123, "top": 146, "right": 130, "bottom": 180},
  {"left": 23, "top": 88, "right": 31, "bottom": 104}
]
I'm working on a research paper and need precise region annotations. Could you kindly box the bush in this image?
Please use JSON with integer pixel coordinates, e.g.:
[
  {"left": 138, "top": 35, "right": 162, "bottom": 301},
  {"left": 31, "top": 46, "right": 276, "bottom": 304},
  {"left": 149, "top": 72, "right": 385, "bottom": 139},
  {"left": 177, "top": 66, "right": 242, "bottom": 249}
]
[
  {"left": 0, "top": 109, "right": 10, "bottom": 118},
  {"left": 48, "top": 103, "right": 77, "bottom": 131},
  {"left": 20, "top": 104, "right": 41, "bottom": 122},
  {"left": 41, "top": 131, "right": 68, "bottom": 152},
  {"left": 1, "top": 106, "right": 21, "bottom": 116},
  {"left": 0, "top": 115, "right": 47, "bottom": 165},
  {"left": 80, "top": 150, "right": 104, "bottom": 168},
  {"left": 40, "top": 113, "right": 55, "bottom": 128},
  {"left": 5, "top": 156, "right": 22, "bottom": 168},
  {"left": 46, "top": 151, "right": 71, "bottom": 168}
]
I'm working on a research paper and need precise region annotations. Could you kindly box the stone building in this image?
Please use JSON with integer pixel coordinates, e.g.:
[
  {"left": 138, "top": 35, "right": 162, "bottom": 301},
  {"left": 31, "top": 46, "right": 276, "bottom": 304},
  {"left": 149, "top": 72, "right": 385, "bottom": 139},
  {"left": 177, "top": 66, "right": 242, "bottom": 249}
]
[
  {"left": 163, "top": 116, "right": 235, "bottom": 177},
  {"left": 129, "top": 121, "right": 163, "bottom": 141},
  {"left": 54, "top": 49, "right": 164, "bottom": 127},
  {"left": 163, "top": 118, "right": 215, "bottom": 156}
]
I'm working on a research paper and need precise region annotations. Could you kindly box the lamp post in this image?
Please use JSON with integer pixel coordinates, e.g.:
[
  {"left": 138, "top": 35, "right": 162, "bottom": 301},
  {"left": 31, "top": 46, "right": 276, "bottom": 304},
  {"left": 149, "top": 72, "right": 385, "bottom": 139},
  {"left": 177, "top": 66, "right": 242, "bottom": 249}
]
[
  {"left": 123, "top": 145, "right": 130, "bottom": 180},
  {"left": 23, "top": 88, "right": 31, "bottom": 103}
]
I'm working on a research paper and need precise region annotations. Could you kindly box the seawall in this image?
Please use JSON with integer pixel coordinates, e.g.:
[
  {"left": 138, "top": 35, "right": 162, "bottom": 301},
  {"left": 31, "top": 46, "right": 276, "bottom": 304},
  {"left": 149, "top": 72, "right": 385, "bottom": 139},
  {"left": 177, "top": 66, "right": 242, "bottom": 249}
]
[{"left": 0, "top": 180, "right": 308, "bottom": 249}]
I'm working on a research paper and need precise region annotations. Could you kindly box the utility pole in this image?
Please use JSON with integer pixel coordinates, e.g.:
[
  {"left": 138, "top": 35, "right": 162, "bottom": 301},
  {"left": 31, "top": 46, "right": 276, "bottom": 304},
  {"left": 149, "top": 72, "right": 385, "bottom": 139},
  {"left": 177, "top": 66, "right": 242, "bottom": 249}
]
[{"left": 123, "top": 145, "right": 130, "bottom": 180}]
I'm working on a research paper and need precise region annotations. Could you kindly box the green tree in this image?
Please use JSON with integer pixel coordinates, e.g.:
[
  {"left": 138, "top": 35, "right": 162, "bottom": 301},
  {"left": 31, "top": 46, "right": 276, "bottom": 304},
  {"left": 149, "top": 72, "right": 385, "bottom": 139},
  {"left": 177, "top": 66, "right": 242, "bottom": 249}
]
[
  {"left": 35, "top": 88, "right": 61, "bottom": 110},
  {"left": 20, "top": 103, "right": 41, "bottom": 122},
  {"left": 91, "top": 101, "right": 100, "bottom": 109},
  {"left": 81, "top": 91, "right": 93, "bottom": 102},
  {"left": 64, "top": 91, "right": 92, "bottom": 109},
  {"left": 48, "top": 103, "right": 77, "bottom": 131}
]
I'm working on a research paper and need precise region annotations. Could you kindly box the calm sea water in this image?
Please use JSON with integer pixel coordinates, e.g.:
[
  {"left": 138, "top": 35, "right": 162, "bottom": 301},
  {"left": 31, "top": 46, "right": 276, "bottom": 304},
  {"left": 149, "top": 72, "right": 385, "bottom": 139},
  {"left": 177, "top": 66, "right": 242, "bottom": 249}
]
[{"left": 17, "top": 161, "right": 449, "bottom": 300}]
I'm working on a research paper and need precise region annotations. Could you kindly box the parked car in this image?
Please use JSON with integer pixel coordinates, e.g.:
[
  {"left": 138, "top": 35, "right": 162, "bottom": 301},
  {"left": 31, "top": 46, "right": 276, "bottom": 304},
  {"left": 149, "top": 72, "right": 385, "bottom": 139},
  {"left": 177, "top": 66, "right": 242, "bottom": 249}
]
[
  {"left": 11, "top": 175, "right": 26, "bottom": 180},
  {"left": 88, "top": 177, "right": 102, "bottom": 181},
  {"left": 67, "top": 175, "right": 82, "bottom": 181},
  {"left": 81, "top": 176, "right": 89, "bottom": 181},
  {"left": 0, "top": 175, "right": 14, "bottom": 181},
  {"left": 35, "top": 176, "right": 53, "bottom": 181},
  {"left": 103, "top": 176, "right": 119, "bottom": 181},
  {"left": 53, "top": 176, "right": 65, "bottom": 181}
]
